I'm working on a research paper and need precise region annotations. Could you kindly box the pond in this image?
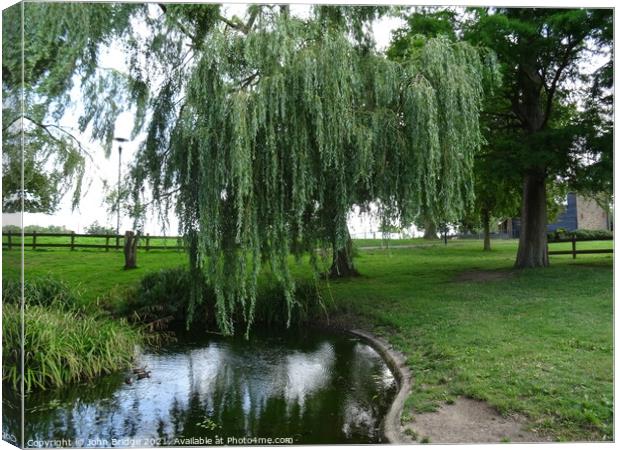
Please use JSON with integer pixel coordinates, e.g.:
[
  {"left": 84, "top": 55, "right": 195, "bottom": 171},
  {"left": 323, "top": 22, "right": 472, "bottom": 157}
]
[{"left": 4, "top": 328, "right": 397, "bottom": 446}]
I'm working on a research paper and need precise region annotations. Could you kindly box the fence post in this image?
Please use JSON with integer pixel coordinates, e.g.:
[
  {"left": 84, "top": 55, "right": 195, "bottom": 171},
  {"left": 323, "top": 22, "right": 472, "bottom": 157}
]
[
  {"left": 7, "top": 230, "right": 11, "bottom": 250},
  {"left": 123, "top": 231, "right": 138, "bottom": 269},
  {"left": 32, "top": 230, "right": 37, "bottom": 250},
  {"left": 105, "top": 233, "right": 110, "bottom": 252},
  {"left": 146, "top": 233, "right": 150, "bottom": 251},
  {"left": 177, "top": 237, "right": 182, "bottom": 252},
  {"left": 116, "top": 234, "right": 120, "bottom": 251},
  {"left": 572, "top": 235, "right": 576, "bottom": 259},
  {"left": 70, "top": 231, "right": 75, "bottom": 251}
]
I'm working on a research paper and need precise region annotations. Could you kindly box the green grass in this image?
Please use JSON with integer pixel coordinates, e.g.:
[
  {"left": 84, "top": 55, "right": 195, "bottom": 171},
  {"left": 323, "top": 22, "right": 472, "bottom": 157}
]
[
  {"left": 352, "top": 237, "right": 427, "bottom": 247},
  {"left": 327, "top": 240, "right": 613, "bottom": 441},
  {"left": 2, "top": 249, "right": 187, "bottom": 303},
  {"left": 1, "top": 239, "right": 613, "bottom": 440},
  {"left": 547, "top": 239, "right": 613, "bottom": 252}
]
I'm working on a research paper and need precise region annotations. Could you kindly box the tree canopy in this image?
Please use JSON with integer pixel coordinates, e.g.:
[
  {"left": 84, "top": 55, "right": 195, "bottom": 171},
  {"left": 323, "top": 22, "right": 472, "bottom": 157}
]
[
  {"left": 4, "top": 3, "right": 498, "bottom": 334},
  {"left": 390, "top": 7, "right": 613, "bottom": 261},
  {"left": 462, "top": 7, "right": 613, "bottom": 267},
  {"left": 2, "top": 3, "right": 142, "bottom": 213}
]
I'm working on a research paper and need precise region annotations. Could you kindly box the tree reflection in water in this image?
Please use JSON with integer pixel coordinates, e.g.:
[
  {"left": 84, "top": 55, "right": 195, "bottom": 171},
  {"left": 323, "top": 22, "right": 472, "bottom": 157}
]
[{"left": 18, "top": 330, "right": 396, "bottom": 445}]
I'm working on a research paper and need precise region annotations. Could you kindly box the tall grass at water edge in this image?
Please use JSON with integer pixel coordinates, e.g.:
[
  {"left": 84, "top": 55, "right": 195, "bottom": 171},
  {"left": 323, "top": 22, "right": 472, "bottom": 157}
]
[{"left": 2, "top": 277, "right": 142, "bottom": 392}]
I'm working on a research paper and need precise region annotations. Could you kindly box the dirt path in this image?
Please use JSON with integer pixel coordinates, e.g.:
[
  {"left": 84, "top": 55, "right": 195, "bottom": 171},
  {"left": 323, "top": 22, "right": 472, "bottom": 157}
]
[{"left": 402, "top": 397, "right": 549, "bottom": 444}]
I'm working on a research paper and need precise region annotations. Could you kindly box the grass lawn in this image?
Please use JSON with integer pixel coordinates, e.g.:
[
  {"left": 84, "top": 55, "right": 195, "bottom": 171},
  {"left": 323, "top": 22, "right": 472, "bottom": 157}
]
[
  {"left": 2, "top": 249, "right": 187, "bottom": 303},
  {"left": 1, "top": 238, "right": 613, "bottom": 440},
  {"left": 352, "top": 237, "right": 426, "bottom": 247},
  {"left": 328, "top": 239, "right": 613, "bottom": 441}
]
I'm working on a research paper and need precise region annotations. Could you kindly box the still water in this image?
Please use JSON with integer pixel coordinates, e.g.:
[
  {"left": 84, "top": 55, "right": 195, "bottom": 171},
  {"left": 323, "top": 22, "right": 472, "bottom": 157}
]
[{"left": 7, "top": 329, "right": 397, "bottom": 446}]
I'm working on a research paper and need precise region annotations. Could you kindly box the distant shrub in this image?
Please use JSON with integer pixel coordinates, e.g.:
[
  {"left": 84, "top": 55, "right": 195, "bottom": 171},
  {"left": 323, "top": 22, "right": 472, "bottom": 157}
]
[
  {"left": 2, "top": 225, "right": 72, "bottom": 234},
  {"left": 112, "top": 267, "right": 211, "bottom": 331},
  {"left": 571, "top": 229, "right": 613, "bottom": 241},
  {"left": 112, "top": 267, "right": 328, "bottom": 334},
  {"left": 2, "top": 225, "right": 20, "bottom": 233},
  {"left": 84, "top": 221, "right": 115, "bottom": 235},
  {"left": 28, "top": 225, "right": 72, "bottom": 233},
  {"left": 548, "top": 228, "right": 612, "bottom": 242}
]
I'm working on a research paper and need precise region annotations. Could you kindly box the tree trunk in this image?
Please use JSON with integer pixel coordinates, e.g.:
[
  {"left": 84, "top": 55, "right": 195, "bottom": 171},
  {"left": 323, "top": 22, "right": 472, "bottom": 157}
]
[
  {"left": 515, "top": 171, "right": 549, "bottom": 268},
  {"left": 482, "top": 208, "right": 491, "bottom": 251},
  {"left": 423, "top": 220, "right": 438, "bottom": 240},
  {"left": 329, "top": 229, "right": 359, "bottom": 278},
  {"left": 124, "top": 230, "right": 139, "bottom": 270}
]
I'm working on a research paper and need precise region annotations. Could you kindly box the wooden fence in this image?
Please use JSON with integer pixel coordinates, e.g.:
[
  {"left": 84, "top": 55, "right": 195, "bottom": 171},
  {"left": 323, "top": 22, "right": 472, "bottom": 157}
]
[
  {"left": 2, "top": 231, "right": 185, "bottom": 252},
  {"left": 548, "top": 236, "right": 613, "bottom": 259},
  {"left": 3, "top": 231, "right": 613, "bottom": 257}
]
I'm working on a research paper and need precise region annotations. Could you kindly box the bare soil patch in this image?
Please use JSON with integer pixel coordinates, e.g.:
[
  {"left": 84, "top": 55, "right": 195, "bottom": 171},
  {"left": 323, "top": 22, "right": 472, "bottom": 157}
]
[{"left": 402, "top": 397, "right": 549, "bottom": 443}]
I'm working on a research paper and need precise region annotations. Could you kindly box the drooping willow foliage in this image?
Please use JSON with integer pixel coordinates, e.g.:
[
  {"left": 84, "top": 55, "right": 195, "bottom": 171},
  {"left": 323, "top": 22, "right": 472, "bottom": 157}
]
[
  {"left": 6, "top": 3, "right": 498, "bottom": 334},
  {"left": 2, "top": 2, "right": 144, "bottom": 212},
  {"left": 129, "top": 8, "right": 499, "bottom": 335}
]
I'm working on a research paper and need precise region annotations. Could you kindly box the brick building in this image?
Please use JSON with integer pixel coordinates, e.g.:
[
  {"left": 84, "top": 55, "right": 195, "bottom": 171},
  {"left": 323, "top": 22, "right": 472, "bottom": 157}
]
[{"left": 501, "top": 192, "right": 611, "bottom": 238}]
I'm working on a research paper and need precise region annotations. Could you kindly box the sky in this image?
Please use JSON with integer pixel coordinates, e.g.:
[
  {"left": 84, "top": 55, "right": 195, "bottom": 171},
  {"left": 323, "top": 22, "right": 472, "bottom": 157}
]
[{"left": 4, "top": 3, "right": 415, "bottom": 237}]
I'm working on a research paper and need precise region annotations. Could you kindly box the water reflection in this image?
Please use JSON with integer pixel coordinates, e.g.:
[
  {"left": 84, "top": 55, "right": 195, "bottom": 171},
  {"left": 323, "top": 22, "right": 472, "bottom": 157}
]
[
  {"left": 284, "top": 342, "right": 335, "bottom": 412},
  {"left": 15, "top": 330, "right": 396, "bottom": 445}
]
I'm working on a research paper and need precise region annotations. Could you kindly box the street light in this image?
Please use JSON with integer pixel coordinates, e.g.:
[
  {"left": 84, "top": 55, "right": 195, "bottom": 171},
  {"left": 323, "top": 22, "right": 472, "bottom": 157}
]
[{"left": 113, "top": 137, "right": 128, "bottom": 248}]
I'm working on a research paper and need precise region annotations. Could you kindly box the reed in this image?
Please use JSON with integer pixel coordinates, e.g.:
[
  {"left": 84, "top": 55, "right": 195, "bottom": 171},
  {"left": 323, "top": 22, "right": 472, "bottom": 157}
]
[
  {"left": 2, "top": 276, "right": 83, "bottom": 309},
  {"left": 2, "top": 278, "right": 142, "bottom": 391}
]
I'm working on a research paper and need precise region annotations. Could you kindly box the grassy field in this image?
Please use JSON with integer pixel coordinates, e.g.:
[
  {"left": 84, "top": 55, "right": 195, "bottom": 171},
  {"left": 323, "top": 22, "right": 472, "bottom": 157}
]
[
  {"left": 327, "top": 240, "right": 613, "bottom": 441},
  {"left": 2, "top": 249, "right": 187, "bottom": 303},
  {"left": 1, "top": 238, "right": 613, "bottom": 440}
]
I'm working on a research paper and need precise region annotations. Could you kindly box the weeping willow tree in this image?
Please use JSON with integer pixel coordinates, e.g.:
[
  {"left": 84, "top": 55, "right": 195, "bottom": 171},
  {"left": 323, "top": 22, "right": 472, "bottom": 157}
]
[
  {"left": 5, "top": 3, "right": 498, "bottom": 334},
  {"left": 127, "top": 7, "right": 499, "bottom": 335}
]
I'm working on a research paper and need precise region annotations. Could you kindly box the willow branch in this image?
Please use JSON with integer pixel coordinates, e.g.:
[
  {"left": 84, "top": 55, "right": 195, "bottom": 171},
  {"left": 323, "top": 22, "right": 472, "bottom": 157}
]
[
  {"left": 218, "top": 10, "right": 258, "bottom": 34},
  {"left": 158, "top": 3, "right": 198, "bottom": 43},
  {"left": 4, "top": 115, "right": 94, "bottom": 162},
  {"left": 240, "top": 71, "right": 260, "bottom": 89}
]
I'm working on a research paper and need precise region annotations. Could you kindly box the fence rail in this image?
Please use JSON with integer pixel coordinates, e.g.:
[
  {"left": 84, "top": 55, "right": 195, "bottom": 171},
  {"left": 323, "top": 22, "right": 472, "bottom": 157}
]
[
  {"left": 3, "top": 231, "right": 613, "bottom": 256},
  {"left": 2, "top": 232, "right": 185, "bottom": 252},
  {"left": 548, "top": 236, "right": 613, "bottom": 259}
]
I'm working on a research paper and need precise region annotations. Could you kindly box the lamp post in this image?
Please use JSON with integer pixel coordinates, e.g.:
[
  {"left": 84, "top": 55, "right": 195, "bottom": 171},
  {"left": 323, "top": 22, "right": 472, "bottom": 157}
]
[{"left": 113, "top": 137, "right": 128, "bottom": 249}]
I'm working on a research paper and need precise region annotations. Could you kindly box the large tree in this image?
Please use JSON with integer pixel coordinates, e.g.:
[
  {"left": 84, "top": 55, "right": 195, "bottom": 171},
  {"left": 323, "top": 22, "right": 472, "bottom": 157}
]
[
  {"left": 463, "top": 8, "right": 613, "bottom": 268},
  {"left": 389, "top": 7, "right": 613, "bottom": 265},
  {"left": 4, "top": 3, "right": 496, "bottom": 334}
]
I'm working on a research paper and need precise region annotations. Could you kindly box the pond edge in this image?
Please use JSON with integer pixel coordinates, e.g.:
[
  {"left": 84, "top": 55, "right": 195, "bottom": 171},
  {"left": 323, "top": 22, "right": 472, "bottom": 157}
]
[{"left": 347, "top": 329, "right": 412, "bottom": 444}]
